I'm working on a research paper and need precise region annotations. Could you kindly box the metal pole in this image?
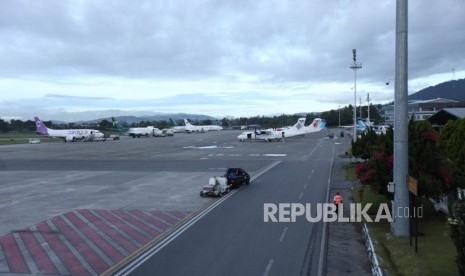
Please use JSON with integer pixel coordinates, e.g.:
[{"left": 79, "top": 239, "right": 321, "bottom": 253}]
[
  {"left": 338, "top": 105, "right": 341, "bottom": 127},
  {"left": 354, "top": 77, "right": 357, "bottom": 141},
  {"left": 393, "top": 0, "right": 409, "bottom": 237},
  {"left": 350, "top": 49, "right": 362, "bottom": 142},
  {"left": 359, "top": 97, "right": 362, "bottom": 119},
  {"left": 367, "top": 93, "right": 371, "bottom": 123}
]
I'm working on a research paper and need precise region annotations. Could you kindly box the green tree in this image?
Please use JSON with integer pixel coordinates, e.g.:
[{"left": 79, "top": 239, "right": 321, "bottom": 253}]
[
  {"left": 440, "top": 119, "right": 465, "bottom": 173},
  {"left": 0, "top": 119, "right": 10, "bottom": 132},
  {"left": 99, "top": 119, "right": 113, "bottom": 131},
  {"left": 408, "top": 120, "right": 452, "bottom": 197}
]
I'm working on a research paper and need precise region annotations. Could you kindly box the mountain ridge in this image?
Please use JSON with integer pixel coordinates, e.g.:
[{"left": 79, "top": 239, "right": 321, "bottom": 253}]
[{"left": 408, "top": 78, "right": 465, "bottom": 102}]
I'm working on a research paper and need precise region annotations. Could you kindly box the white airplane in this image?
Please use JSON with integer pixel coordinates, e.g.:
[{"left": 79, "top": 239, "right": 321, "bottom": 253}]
[
  {"left": 278, "top": 118, "right": 307, "bottom": 138},
  {"left": 169, "top": 118, "right": 186, "bottom": 133},
  {"left": 277, "top": 118, "right": 326, "bottom": 138},
  {"left": 126, "top": 126, "right": 164, "bottom": 138},
  {"left": 237, "top": 118, "right": 325, "bottom": 142},
  {"left": 34, "top": 116, "right": 105, "bottom": 142},
  {"left": 184, "top": 119, "right": 223, "bottom": 133},
  {"left": 237, "top": 128, "right": 281, "bottom": 142}
]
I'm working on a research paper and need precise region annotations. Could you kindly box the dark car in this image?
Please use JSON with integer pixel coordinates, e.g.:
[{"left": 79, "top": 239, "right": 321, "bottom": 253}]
[{"left": 225, "top": 168, "right": 250, "bottom": 189}]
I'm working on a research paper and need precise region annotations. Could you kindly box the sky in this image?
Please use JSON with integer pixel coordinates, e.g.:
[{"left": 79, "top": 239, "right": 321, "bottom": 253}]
[{"left": 1, "top": 0, "right": 464, "bottom": 121}]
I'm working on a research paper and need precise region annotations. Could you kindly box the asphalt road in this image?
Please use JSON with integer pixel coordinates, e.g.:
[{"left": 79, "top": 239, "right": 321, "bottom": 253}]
[
  {"left": 0, "top": 130, "right": 370, "bottom": 276},
  {"left": 128, "top": 135, "right": 336, "bottom": 276}
]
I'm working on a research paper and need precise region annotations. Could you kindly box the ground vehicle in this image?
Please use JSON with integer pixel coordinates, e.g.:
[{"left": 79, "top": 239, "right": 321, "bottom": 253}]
[
  {"left": 200, "top": 177, "right": 229, "bottom": 197},
  {"left": 162, "top": 129, "right": 174, "bottom": 136},
  {"left": 28, "top": 138, "right": 41, "bottom": 144},
  {"left": 225, "top": 168, "right": 250, "bottom": 189}
]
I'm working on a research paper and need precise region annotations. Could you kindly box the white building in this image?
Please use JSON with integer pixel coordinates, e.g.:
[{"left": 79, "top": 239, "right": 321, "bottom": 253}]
[{"left": 380, "top": 98, "right": 463, "bottom": 124}]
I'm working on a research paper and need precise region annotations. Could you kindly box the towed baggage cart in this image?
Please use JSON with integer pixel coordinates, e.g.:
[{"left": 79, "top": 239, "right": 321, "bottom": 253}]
[{"left": 200, "top": 176, "right": 229, "bottom": 197}]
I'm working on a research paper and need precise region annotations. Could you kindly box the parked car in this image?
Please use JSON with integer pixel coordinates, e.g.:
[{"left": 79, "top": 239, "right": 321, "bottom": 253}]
[{"left": 225, "top": 168, "right": 250, "bottom": 189}]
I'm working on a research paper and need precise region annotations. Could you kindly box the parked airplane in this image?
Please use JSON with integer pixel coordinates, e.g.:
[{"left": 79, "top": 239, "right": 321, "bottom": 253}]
[
  {"left": 277, "top": 118, "right": 326, "bottom": 138},
  {"left": 237, "top": 128, "right": 281, "bottom": 142},
  {"left": 237, "top": 118, "right": 325, "bottom": 141},
  {"left": 184, "top": 119, "right": 223, "bottom": 133},
  {"left": 34, "top": 116, "right": 104, "bottom": 142},
  {"left": 126, "top": 126, "right": 163, "bottom": 138},
  {"left": 169, "top": 118, "right": 186, "bottom": 133},
  {"left": 339, "top": 118, "right": 371, "bottom": 135}
]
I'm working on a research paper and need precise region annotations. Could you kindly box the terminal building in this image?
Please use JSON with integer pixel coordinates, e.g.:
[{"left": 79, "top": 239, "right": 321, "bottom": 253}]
[{"left": 379, "top": 98, "right": 464, "bottom": 124}]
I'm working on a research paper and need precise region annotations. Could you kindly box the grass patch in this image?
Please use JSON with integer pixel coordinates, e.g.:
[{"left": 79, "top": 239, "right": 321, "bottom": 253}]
[
  {"left": 0, "top": 132, "right": 61, "bottom": 145},
  {"left": 343, "top": 164, "right": 357, "bottom": 181},
  {"left": 353, "top": 185, "right": 391, "bottom": 215},
  {"left": 351, "top": 186, "right": 458, "bottom": 275},
  {"left": 367, "top": 216, "right": 457, "bottom": 276}
]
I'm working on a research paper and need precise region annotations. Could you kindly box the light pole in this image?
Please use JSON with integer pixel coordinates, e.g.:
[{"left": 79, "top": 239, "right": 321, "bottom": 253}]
[
  {"left": 393, "top": 0, "right": 409, "bottom": 237},
  {"left": 350, "top": 49, "right": 362, "bottom": 141},
  {"left": 338, "top": 105, "right": 341, "bottom": 127}
]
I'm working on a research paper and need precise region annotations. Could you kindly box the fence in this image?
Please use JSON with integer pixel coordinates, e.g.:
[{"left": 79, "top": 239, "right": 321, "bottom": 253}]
[{"left": 362, "top": 223, "right": 384, "bottom": 276}]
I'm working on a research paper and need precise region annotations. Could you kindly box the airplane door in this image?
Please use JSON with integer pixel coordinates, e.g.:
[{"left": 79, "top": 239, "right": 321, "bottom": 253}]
[{"left": 247, "top": 133, "right": 252, "bottom": 139}]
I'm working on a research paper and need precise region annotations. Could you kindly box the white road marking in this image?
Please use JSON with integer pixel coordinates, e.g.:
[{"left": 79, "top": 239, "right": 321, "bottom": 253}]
[
  {"left": 304, "top": 183, "right": 308, "bottom": 189},
  {"left": 263, "top": 259, "right": 274, "bottom": 276},
  {"left": 318, "top": 145, "right": 335, "bottom": 276},
  {"left": 298, "top": 192, "right": 304, "bottom": 200},
  {"left": 279, "top": 226, "right": 288, "bottom": 243},
  {"left": 183, "top": 145, "right": 234, "bottom": 149}
]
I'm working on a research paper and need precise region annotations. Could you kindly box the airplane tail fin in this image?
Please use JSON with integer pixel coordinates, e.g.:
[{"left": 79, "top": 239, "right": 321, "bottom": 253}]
[
  {"left": 169, "top": 118, "right": 178, "bottom": 126},
  {"left": 357, "top": 119, "right": 367, "bottom": 132},
  {"left": 111, "top": 117, "right": 124, "bottom": 132},
  {"left": 320, "top": 119, "right": 326, "bottom": 129},
  {"left": 293, "top": 118, "right": 306, "bottom": 130},
  {"left": 310, "top": 118, "right": 326, "bottom": 130},
  {"left": 304, "top": 118, "right": 326, "bottom": 133},
  {"left": 34, "top": 116, "right": 49, "bottom": 136},
  {"left": 184, "top": 119, "right": 192, "bottom": 126}
]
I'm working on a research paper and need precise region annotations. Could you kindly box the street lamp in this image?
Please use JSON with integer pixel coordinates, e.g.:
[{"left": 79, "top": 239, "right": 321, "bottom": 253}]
[
  {"left": 338, "top": 105, "right": 341, "bottom": 127},
  {"left": 350, "top": 49, "right": 362, "bottom": 141}
]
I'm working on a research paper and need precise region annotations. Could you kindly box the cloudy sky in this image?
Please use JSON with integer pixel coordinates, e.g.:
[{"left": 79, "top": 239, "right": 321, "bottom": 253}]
[{"left": 1, "top": 0, "right": 464, "bottom": 121}]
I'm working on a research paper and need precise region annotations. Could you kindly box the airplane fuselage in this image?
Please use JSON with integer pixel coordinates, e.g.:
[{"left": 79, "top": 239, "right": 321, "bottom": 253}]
[{"left": 126, "top": 126, "right": 163, "bottom": 137}]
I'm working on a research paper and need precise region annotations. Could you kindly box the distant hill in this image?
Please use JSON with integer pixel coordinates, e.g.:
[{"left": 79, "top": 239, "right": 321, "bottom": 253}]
[
  {"left": 89, "top": 113, "right": 215, "bottom": 124},
  {"left": 408, "top": 78, "right": 465, "bottom": 102}
]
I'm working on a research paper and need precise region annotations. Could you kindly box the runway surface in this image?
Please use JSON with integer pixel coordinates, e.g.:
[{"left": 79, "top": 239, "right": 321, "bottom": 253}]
[{"left": 0, "top": 130, "right": 354, "bottom": 275}]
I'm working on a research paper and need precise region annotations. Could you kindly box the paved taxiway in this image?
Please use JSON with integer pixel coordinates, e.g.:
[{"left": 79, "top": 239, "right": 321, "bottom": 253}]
[{"left": 0, "top": 130, "right": 369, "bottom": 275}]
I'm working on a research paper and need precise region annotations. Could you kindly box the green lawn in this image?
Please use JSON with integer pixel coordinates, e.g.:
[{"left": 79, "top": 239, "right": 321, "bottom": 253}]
[
  {"left": 348, "top": 176, "right": 458, "bottom": 275},
  {"left": 367, "top": 216, "right": 457, "bottom": 276},
  {"left": 343, "top": 164, "right": 357, "bottom": 181}
]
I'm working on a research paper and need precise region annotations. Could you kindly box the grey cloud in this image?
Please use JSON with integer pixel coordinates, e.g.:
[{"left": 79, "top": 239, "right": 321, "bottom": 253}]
[
  {"left": 45, "top": 94, "right": 111, "bottom": 100},
  {"left": 2, "top": 0, "right": 463, "bottom": 83},
  {"left": 0, "top": 0, "right": 464, "bottom": 120}
]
